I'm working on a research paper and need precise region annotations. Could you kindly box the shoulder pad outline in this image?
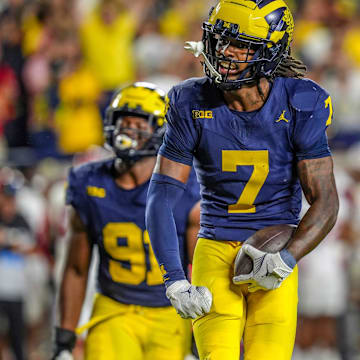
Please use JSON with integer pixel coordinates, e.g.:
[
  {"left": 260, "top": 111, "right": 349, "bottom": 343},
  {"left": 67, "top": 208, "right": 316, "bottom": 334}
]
[{"left": 286, "top": 78, "right": 329, "bottom": 113}]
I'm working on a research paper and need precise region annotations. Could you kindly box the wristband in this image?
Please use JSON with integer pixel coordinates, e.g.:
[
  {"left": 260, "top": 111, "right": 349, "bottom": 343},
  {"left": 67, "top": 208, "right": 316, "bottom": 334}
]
[
  {"left": 279, "top": 249, "right": 297, "bottom": 269},
  {"left": 53, "top": 327, "right": 76, "bottom": 354}
]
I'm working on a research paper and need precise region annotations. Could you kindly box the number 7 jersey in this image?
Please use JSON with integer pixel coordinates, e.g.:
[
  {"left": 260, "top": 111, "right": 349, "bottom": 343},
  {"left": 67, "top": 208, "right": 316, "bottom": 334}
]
[
  {"left": 159, "top": 76, "right": 333, "bottom": 242},
  {"left": 66, "top": 159, "right": 200, "bottom": 307}
]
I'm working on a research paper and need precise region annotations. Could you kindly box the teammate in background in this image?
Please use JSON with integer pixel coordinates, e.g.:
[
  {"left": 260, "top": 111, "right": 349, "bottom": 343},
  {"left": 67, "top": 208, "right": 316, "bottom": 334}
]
[
  {"left": 146, "top": 1, "right": 339, "bottom": 359},
  {"left": 52, "top": 83, "right": 200, "bottom": 360}
]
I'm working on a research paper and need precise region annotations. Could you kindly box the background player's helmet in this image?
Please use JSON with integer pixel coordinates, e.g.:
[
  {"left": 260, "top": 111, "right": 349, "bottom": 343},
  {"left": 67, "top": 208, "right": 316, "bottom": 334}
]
[
  {"left": 104, "top": 82, "right": 166, "bottom": 164},
  {"left": 202, "top": 0, "right": 294, "bottom": 90}
]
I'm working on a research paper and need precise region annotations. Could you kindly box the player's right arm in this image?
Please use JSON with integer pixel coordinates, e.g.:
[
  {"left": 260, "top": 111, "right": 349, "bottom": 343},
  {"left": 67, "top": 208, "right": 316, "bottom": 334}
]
[
  {"left": 52, "top": 207, "right": 92, "bottom": 360},
  {"left": 59, "top": 207, "right": 92, "bottom": 330},
  {"left": 53, "top": 208, "right": 91, "bottom": 360},
  {"left": 147, "top": 155, "right": 211, "bottom": 319},
  {"left": 53, "top": 165, "right": 93, "bottom": 359},
  {"left": 146, "top": 85, "right": 212, "bottom": 319}
]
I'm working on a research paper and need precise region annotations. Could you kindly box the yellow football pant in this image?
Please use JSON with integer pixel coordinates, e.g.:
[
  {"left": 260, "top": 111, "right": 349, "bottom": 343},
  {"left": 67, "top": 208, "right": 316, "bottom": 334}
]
[
  {"left": 78, "top": 294, "right": 191, "bottom": 360},
  {"left": 192, "top": 238, "right": 298, "bottom": 360}
]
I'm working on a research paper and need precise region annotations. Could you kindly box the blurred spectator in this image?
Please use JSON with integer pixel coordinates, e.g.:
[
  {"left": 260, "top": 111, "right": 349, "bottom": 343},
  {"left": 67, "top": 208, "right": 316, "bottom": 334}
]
[
  {"left": 9, "top": 149, "right": 48, "bottom": 245},
  {"left": 340, "top": 144, "right": 360, "bottom": 359},
  {"left": 158, "top": 0, "right": 211, "bottom": 39},
  {"left": 292, "top": 0, "right": 360, "bottom": 148},
  {"left": 346, "top": 239, "right": 360, "bottom": 360},
  {"left": 80, "top": 0, "right": 155, "bottom": 113},
  {"left": 22, "top": 1, "right": 80, "bottom": 158},
  {"left": 0, "top": 175, "right": 35, "bottom": 360},
  {"left": 134, "top": 16, "right": 184, "bottom": 92},
  {"left": 1, "top": 0, "right": 26, "bottom": 18},
  {"left": 309, "top": 28, "right": 360, "bottom": 144},
  {"left": 2, "top": 154, "right": 53, "bottom": 359},
  {"left": 53, "top": 34, "right": 103, "bottom": 154},
  {"left": 134, "top": 0, "right": 218, "bottom": 92},
  {"left": 21, "top": 1, "right": 52, "bottom": 57},
  {"left": 0, "top": 11, "right": 27, "bottom": 148},
  {"left": 342, "top": 4, "right": 360, "bottom": 68},
  {"left": 0, "top": 46, "right": 19, "bottom": 138},
  {"left": 80, "top": 0, "right": 137, "bottom": 97}
]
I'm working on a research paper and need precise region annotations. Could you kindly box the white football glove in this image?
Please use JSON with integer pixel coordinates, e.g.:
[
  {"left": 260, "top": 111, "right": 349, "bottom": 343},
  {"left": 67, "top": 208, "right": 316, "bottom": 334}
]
[
  {"left": 233, "top": 244, "right": 294, "bottom": 292},
  {"left": 53, "top": 350, "right": 73, "bottom": 360},
  {"left": 166, "top": 280, "right": 212, "bottom": 319}
]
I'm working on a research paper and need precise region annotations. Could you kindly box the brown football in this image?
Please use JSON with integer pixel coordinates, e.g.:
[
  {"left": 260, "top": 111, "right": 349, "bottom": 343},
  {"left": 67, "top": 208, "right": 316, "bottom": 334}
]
[{"left": 234, "top": 224, "right": 297, "bottom": 276}]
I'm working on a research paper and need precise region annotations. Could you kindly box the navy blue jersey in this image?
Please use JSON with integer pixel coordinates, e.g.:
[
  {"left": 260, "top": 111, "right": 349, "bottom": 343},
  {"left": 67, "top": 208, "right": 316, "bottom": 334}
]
[
  {"left": 66, "top": 159, "right": 200, "bottom": 307},
  {"left": 159, "top": 77, "right": 332, "bottom": 242}
]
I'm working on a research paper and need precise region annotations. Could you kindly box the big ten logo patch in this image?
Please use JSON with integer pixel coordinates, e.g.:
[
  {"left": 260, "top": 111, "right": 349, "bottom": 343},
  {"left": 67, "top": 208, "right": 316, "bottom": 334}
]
[
  {"left": 87, "top": 186, "right": 106, "bottom": 198},
  {"left": 192, "top": 110, "right": 213, "bottom": 119}
]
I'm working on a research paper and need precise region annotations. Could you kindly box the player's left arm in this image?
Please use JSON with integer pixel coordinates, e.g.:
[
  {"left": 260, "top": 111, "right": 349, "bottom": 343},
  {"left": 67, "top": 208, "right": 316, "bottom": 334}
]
[
  {"left": 287, "top": 156, "right": 339, "bottom": 260},
  {"left": 186, "top": 201, "right": 201, "bottom": 264},
  {"left": 287, "top": 89, "right": 339, "bottom": 260},
  {"left": 234, "top": 88, "right": 338, "bottom": 291},
  {"left": 234, "top": 156, "right": 338, "bottom": 291}
]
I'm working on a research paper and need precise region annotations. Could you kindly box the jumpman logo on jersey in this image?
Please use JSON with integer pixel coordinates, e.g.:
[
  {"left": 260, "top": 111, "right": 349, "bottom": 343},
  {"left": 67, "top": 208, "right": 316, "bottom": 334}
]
[{"left": 276, "top": 110, "right": 289, "bottom": 123}]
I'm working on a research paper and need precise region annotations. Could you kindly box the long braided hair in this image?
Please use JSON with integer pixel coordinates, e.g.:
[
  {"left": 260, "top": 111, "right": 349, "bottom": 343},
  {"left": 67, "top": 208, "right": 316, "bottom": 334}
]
[
  {"left": 274, "top": 48, "right": 307, "bottom": 78},
  {"left": 256, "top": 49, "right": 307, "bottom": 99}
]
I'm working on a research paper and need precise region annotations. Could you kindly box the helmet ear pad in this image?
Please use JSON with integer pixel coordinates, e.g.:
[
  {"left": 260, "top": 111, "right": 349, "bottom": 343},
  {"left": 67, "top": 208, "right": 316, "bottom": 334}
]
[{"left": 261, "top": 32, "right": 290, "bottom": 76}]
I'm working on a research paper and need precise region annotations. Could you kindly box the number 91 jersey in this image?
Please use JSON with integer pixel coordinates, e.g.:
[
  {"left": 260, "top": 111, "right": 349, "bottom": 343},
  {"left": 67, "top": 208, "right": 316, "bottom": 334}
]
[
  {"left": 66, "top": 159, "right": 200, "bottom": 307},
  {"left": 159, "top": 76, "right": 333, "bottom": 242}
]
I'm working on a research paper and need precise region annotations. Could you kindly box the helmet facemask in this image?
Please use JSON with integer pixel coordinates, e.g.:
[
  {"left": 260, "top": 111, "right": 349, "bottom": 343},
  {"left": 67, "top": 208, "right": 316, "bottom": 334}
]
[
  {"left": 110, "top": 113, "right": 164, "bottom": 165},
  {"left": 103, "top": 82, "right": 166, "bottom": 167},
  {"left": 202, "top": 19, "right": 290, "bottom": 91},
  {"left": 184, "top": 1, "right": 294, "bottom": 91}
]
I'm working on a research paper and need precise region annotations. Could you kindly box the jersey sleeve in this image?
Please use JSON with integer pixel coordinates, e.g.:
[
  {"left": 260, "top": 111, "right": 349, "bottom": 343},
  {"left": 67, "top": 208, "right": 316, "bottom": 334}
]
[
  {"left": 65, "top": 167, "right": 91, "bottom": 228},
  {"left": 158, "top": 87, "right": 199, "bottom": 166},
  {"left": 293, "top": 90, "right": 333, "bottom": 161}
]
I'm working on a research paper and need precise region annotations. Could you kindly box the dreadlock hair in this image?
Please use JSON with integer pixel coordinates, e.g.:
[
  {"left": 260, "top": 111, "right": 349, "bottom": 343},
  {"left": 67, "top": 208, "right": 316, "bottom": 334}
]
[
  {"left": 256, "top": 79, "right": 266, "bottom": 101},
  {"left": 255, "top": 48, "right": 307, "bottom": 99},
  {"left": 274, "top": 48, "right": 307, "bottom": 79}
]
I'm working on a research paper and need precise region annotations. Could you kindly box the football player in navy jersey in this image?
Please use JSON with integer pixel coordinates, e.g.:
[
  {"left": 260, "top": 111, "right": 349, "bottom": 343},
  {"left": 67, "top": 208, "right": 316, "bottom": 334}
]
[
  {"left": 145, "top": 1, "right": 339, "bottom": 359},
  {"left": 52, "top": 83, "right": 200, "bottom": 360}
]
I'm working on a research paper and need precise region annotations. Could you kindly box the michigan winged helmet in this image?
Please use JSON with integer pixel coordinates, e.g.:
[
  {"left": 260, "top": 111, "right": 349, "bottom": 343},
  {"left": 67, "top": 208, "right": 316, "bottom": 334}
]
[
  {"left": 186, "top": 0, "right": 295, "bottom": 90},
  {"left": 104, "top": 82, "right": 167, "bottom": 164}
]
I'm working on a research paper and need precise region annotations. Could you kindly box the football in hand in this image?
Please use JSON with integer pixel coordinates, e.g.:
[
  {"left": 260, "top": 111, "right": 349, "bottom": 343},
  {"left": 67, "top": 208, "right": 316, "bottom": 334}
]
[{"left": 234, "top": 224, "right": 296, "bottom": 276}]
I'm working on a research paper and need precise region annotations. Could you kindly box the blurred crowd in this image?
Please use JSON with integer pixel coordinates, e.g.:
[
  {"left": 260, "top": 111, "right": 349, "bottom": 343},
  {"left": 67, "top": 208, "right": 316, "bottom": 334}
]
[{"left": 0, "top": 0, "right": 360, "bottom": 359}]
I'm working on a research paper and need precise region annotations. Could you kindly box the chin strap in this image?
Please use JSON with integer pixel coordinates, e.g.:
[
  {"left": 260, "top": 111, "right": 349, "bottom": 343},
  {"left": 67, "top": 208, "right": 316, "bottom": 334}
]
[{"left": 184, "top": 41, "right": 222, "bottom": 83}]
